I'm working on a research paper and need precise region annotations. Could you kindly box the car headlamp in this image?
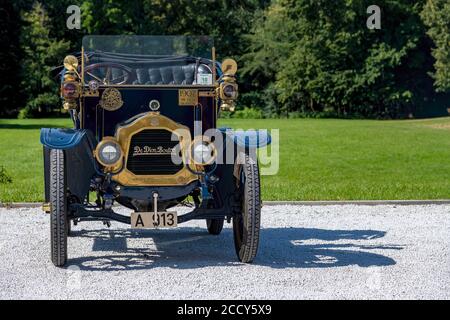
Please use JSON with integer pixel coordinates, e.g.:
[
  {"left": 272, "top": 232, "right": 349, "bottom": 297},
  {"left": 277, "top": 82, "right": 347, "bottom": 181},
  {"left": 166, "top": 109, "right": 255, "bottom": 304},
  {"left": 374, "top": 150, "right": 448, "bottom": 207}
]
[
  {"left": 62, "top": 82, "right": 80, "bottom": 99},
  {"left": 219, "top": 81, "right": 238, "bottom": 100},
  {"left": 95, "top": 137, "right": 123, "bottom": 170},
  {"left": 191, "top": 140, "right": 217, "bottom": 166},
  {"left": 222, "top": 83, "right": 238, "bottom": 99},
  {"left": 101, "top": 145, "right": 119, "bottom": 162}
]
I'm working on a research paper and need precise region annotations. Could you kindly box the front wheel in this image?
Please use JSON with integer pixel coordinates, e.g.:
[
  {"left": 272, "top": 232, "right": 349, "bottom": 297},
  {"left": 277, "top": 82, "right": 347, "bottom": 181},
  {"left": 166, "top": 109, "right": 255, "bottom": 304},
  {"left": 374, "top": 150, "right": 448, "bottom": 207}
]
[
  {"left": 232, "top": 153, "right": 261, "bottom": 263},
  {"left": 49, "top": 149, "right": 69, "bottom": 267}
]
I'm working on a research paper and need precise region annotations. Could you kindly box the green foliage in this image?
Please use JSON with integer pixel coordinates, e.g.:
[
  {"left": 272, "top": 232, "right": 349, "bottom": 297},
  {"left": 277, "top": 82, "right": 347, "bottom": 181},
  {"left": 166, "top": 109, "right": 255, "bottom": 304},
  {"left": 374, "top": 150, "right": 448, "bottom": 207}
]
[
  {"left": 233, "top": 107, "right": 264, "bottom": 119},
  {"left": 18, "top": 93, "right": 60, "bottom": 119},
  {"left": 1, "top": 0, "right": 449, "bottom": 118},
  {"left": 0, "top": 1, "right": 23, "bottom": 117},
  {"left": 243, "top": 0, "right": 447, "bottom": 118},
  {"left": 0, "top": 166, "right": 12, "bottom": 184},
  {"left": 2, "top": 0, "right": 268, "bottom": 118},
  {"left": 421, "top": 0, "right": 450, "bottom": 91},
  {"left": 19, "top": 2, "right": 71, "bottom": 118},
  {"left": 79, "top": 0, "right": 268, "bottom": 60}
]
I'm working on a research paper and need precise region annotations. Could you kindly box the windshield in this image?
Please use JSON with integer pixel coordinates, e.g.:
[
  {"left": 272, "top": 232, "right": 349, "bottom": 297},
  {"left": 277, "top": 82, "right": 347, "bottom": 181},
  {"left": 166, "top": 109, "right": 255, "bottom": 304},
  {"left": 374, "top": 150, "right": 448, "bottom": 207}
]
[
  {"left": 83, "top": 35, "right": 213, "bottom": 58},
  {"left": 82, "top": 36, "right": 215, "bottom": 86}
]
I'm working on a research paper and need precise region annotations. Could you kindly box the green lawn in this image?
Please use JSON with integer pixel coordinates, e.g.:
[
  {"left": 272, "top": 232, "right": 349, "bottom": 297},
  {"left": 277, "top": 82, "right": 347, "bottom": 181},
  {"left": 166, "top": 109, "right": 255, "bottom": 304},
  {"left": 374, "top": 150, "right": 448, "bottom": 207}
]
[{"left": 1, "top": 117, "right": 450, "bottom": 202}]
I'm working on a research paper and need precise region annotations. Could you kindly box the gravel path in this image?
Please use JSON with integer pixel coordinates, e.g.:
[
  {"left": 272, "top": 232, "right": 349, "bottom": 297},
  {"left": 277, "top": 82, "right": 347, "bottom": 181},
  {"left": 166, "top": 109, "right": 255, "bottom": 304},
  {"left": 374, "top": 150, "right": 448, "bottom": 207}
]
[{"left": 0, "top": 205, "right": 449, "bottom": 300}]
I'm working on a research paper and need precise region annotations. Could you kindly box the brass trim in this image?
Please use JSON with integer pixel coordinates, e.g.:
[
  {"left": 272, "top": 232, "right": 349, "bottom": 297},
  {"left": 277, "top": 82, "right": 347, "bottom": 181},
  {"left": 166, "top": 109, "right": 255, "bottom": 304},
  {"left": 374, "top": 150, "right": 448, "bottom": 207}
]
[
  {"left": 219, "top": 80, "right": 238, "bottom": 100},
  {"left": 81, "top": 46, "right": 85, "bottom": 86},
  {"left": 178, "top": 89, "right": 198, "bottom": 106},
  {"left": 81, "top": 46, "right": 85, "bottom": 128},
  {"left": 221, "top": 58, "right": 238, "bottom": 76},
  {"left": 218, "top": 75, "right": 238, "bottom": 112},
  {"left": 100, "top": 88, "right": 124, "bottom": 111},
  {"left": 212, "top": 46, "right": 216, "bottom": 85},
  {"left": 63, "top": 101, "right": 77, "bottom": 110},
  {"left": 61, "top": 81, "right": 81, "bottom": 98},
  {"left": 113, "top": 112, "right": 198, "bottom": 186},
  {"left": 64, "top": 55, "right": 78, "bottom": 71},
  {"left": 199, "top": 91, "right": 215, "bottom": 97},
  {"left": 83, "top": 89, "right": 100, "bottom": 97},
  {"left": 42, "top": 202, "right": 52, "bottom": 213}
]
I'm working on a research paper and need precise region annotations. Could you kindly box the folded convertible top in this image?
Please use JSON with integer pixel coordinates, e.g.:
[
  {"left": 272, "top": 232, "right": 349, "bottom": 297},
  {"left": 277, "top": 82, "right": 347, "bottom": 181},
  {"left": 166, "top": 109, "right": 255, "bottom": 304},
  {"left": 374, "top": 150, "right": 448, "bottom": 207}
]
[{"left": 87, "top": 51, "right": 212, "bottom": 67}]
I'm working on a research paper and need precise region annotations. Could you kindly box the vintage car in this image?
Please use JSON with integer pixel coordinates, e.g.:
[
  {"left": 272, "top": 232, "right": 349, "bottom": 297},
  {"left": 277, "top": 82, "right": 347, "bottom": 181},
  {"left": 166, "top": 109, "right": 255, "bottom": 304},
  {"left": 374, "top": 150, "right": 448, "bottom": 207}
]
[{"left": 40, "top": 36, "right": 270, "bottom": 267}]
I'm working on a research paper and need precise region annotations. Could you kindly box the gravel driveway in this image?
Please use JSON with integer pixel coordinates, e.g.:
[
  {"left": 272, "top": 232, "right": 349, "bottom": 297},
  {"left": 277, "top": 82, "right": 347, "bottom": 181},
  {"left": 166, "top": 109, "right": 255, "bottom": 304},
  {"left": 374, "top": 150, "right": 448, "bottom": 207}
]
[{"left": 0, "top": 205, "right": 449, "bottom": 299}]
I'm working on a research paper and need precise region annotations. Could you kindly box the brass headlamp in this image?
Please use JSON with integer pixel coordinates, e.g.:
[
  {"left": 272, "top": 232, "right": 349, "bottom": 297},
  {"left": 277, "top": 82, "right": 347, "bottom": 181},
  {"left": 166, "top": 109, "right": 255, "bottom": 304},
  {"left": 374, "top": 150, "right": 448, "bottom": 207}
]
[
  {"left": 94, "top": 137, "right": 124, "bottom": 173},
  {"left": 218, "top": 59, "right": 238, "bottom": 112},
  {"left": 61, "top": 55, "right": 81, "bottom": 110}
]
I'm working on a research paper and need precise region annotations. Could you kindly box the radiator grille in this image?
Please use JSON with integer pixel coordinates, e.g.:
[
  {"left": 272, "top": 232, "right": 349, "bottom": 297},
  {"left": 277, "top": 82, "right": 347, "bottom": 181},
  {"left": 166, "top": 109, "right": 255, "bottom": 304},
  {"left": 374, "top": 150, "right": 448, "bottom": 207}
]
[{"left": 126, "top": 129, "right": 183, "bottom": 175}]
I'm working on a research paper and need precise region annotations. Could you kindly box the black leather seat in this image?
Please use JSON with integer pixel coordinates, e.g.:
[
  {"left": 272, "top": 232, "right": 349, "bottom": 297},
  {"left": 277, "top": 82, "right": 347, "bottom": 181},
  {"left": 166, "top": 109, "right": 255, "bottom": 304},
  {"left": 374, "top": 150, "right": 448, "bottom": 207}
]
[{"left": 132, "top": 63, "right": 210, "bottom": 85}]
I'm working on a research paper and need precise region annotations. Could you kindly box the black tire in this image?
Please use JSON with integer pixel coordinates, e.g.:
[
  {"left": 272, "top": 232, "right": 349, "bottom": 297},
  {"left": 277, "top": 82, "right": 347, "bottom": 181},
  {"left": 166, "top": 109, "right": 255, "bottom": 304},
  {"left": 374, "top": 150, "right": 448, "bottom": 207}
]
[
  {"left": 49, "top": 149, "right": 68, "bottom": 267},
  {"left": 232, "top": 153, "right": 261, "bottom": 263},
  {"left": 67, "top": 219, "right": 72, "bottom": 236},
  {"left": 206, "top": 219, "right": 224, "bottom": 235}
]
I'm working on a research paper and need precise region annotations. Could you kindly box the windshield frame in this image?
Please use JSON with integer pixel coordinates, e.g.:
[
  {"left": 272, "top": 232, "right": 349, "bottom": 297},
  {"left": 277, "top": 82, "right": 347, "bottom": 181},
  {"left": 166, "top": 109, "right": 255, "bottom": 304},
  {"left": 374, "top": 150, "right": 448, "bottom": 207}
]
[{"left": 81, "top": 35, "right": 216, "bottom": 87}]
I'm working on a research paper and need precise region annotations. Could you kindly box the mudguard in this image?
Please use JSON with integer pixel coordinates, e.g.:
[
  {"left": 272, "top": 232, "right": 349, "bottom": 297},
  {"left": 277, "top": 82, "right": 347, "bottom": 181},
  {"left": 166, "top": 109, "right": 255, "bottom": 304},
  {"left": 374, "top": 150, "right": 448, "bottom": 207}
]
[
  {"left": 212, "top": 128, "right": 271, "bottom": 209},
  {"left": 41, "top": 128, "right": 97, "bottom": 203},
  {"left": 220, "top": 128, "right": 272, "bottom": 148},
  {"left": 40, "top": 128, "right": 91, "bottom": 150}
]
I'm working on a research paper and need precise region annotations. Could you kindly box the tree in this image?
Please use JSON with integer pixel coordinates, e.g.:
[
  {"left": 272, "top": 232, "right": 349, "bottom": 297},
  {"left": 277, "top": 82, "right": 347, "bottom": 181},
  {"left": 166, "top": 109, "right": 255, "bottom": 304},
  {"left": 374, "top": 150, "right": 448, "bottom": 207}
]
[
  {"left": 19, "top": 2, "right": 70, "bottom": 118},
  {"left": 243, "top": 0, "right": 441, "bottom": 118},
  {"left": 421, "top": 0, "right": 450, "bottom": 92},
  {"left": 0, "top": 0, "right": 23, "bottom": 117},
  {"left": 79, "top": 0, "right": 268, "bottom": 60},
  {"left": 2, "top": 0, "right": 268, "bottom": 117}
]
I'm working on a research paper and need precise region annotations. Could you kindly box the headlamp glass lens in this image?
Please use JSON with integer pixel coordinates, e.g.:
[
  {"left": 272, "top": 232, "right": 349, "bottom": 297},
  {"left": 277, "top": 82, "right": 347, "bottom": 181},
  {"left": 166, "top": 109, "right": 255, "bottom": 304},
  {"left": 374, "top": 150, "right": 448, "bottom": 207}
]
[
  {"left": 223, "top": 84, "right": 236, "bottom": 98},
  {"left": 102, "top": 145, "right": 118, "bottom": 161},
  {"left": 98, "top": 142, "right": 121, "bottom": 165}
]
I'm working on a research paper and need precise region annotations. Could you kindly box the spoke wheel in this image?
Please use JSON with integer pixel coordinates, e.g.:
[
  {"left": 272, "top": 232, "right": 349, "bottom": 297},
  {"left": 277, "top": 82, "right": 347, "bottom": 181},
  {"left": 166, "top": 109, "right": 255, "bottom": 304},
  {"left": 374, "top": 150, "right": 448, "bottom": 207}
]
[
  {"left": 50, "top": 149, "right": 69, "bottom": 267},
  {"left": 232, "top": 153, "right": 261, "bottom": 263}
]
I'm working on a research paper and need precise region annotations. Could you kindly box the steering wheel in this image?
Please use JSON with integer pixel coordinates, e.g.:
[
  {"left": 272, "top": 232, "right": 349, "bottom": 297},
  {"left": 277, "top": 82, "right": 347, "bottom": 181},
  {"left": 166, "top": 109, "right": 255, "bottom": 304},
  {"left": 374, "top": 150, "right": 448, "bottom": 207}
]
[{"left": 84, "top": 63, "right": 134, "bottom": 85}]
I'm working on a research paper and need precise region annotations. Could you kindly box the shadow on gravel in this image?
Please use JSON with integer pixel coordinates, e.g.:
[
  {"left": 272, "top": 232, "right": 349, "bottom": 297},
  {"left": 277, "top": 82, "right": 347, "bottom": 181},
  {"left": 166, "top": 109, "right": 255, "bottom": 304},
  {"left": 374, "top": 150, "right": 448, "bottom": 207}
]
[{"left": 68, "top": 227, "right": 402, "bottom": 271}]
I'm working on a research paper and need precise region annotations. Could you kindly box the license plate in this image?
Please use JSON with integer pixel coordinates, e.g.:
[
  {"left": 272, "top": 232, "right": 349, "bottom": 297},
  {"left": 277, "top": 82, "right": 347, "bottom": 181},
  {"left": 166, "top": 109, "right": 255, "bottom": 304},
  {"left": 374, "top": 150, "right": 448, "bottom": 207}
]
[{"left": 131, "top": 212, "right": 177, "bottom": 229}]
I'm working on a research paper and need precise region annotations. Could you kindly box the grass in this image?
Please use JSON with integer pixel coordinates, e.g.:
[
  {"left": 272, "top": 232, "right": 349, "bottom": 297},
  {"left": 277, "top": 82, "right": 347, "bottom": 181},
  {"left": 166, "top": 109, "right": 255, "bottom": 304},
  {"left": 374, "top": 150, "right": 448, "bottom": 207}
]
[
  {"left": 0, "top": 118, "right": 72, "bottom": 203},
  {"left": 2, "top": 117, "right": 450, "bottom": 202}
]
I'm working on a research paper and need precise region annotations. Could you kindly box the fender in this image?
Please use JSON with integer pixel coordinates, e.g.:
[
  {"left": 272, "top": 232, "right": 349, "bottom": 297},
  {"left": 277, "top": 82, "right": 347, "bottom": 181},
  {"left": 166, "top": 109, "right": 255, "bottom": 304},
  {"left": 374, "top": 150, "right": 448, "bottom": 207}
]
[
  {"left": 214, "top": 127, "right": 271, "bottom": 208},
  {"left": 220, "top": 127, "right": 272, "bottom": 148},
  {"left": 41, "top": 128, "right": 97, "bottom": 203},
  {"left": 40, "top": 128, "right": 93, "bottom": 150}
]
